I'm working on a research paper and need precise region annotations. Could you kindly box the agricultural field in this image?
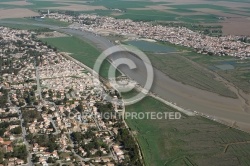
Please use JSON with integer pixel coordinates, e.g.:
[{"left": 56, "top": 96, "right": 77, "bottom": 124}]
[
  {"left": 0, "top": 1, "right": 250, "bottom": 166},
  {"left": 0, "top": 0, "right": 66, "bottom": 9},
  {"left": 125, "top": 96, "right": 250, "bottom": 166},
  {"left": 1, "top": 0, "right": 250, "bottom": 34},
  {"left": 77, "top": 0, "right": 250, "bottom": 35},
  {"left": 115, "top": 10, "right": 178, "bottom": 22},
  {"left": 0, "top": 8, "right": 39, "bottom": 19},
  {"left": 2, "top": 17, "right": 70, "bottom": 27},
  {"left": 40, "top": 36, "right": 117, "bottom": 78}
]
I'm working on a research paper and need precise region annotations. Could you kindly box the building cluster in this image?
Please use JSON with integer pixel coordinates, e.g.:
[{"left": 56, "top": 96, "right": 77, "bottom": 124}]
[
  {"left": 0, "top": 27, "right": 37, "bottom": 75},
  {"left": 0, "top": 107, "right": 26, "bottom": 166},
  {"left": 48, "top": 13, "right": 250, "bottom": 58},
  {"left": 0, "top": 27, "right": 131, "bottom": 166}
]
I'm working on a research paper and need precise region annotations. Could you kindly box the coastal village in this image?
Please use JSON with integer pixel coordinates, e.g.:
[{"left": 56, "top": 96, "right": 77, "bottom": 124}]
[
  {"left": 0, "top": 27, "right": 138, "bottom": 166},
  {"left": 47, "top": 12, "right": 250, "bottom": 59},
  {"left": 1, "top": 9, "right": 249, "bottom": 166}
]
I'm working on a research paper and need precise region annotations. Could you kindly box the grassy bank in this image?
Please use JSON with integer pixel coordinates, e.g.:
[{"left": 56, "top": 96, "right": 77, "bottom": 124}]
[
  {"left": 125, "top": 96, "right": 250, "bottom": 166},
  {"left": 184, "top": 52, "right": 250, "bottom": 94},
  {"left": 147, "top": 52, "right": 237, "bottom": 98}
]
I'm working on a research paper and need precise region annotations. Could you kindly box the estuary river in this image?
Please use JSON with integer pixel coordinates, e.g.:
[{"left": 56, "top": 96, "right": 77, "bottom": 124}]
[{"left": 1, "top": 20, "right": 249, "bottom": 131}]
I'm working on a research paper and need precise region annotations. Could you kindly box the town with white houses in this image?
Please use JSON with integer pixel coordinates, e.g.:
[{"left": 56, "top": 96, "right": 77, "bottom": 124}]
[
  {"left": 0, "top": 27, "right": 139, "bottom": 166},
  {"left": 47, "top": 12, "right": 250, "bottom": 59}
]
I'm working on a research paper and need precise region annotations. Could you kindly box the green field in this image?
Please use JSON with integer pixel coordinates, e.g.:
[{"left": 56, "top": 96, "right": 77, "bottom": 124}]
[
  {"left": 184, "top": 52, "right": 250, "bottom": 94},
  {"left": 0, "top": 0, "right": 66, "bottom": 9},
  {"left": 178, "top": 14, "right": 220, "bottom": 23},
  {"left": 168, "top": 4, "right": 230, "bottom": 11},
  {"left": 1, "top": 1, "right": 250, "bottom": 166},
  {"left": 0, "top": 17, "right": 70, "bottom": 31},
  {"left": 2, "top": 0, "right": 250, "bottom": 35},
  {"left": 1, "top": 0, "right": 250, "bottom": 26},
  {"left": 40, "top": 36, "right": 118, "bottom": 78},
  {"left": 80, "top": 8, "right": 220, "bottom": 23},
  {"left": 115, "top": 10, "right": 178, "bottom": 22},
  {"left": 89, "top": 0, "right": 164, "bottom": 9},
  {"left": 27, "top": 0, "right": 67, "bottom": 9},
  {"left": 0, "top": 23, "right": 45, "bottom": 30},
  {"left": 125, "top": 96, "right": 250, "bottom": 166},
  {"left": 2, "top": 18, "right": 70, "bottom": 27}
]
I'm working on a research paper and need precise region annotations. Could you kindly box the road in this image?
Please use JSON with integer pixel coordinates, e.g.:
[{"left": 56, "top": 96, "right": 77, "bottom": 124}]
[
  {"left": 18, "top": 108, "right": 33, "bottom": 166},
  {"left": 49, "top": 117, "right": 60, "bottom": 135},
  {"left": 67, "top": 133, "right": 90, "bottom": 162},
  {"left": 1, "top": 20, "right": 250, "bottom": 131},
  {"left": 35, "top": 66, "right": 43, "bottom": 101}
]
